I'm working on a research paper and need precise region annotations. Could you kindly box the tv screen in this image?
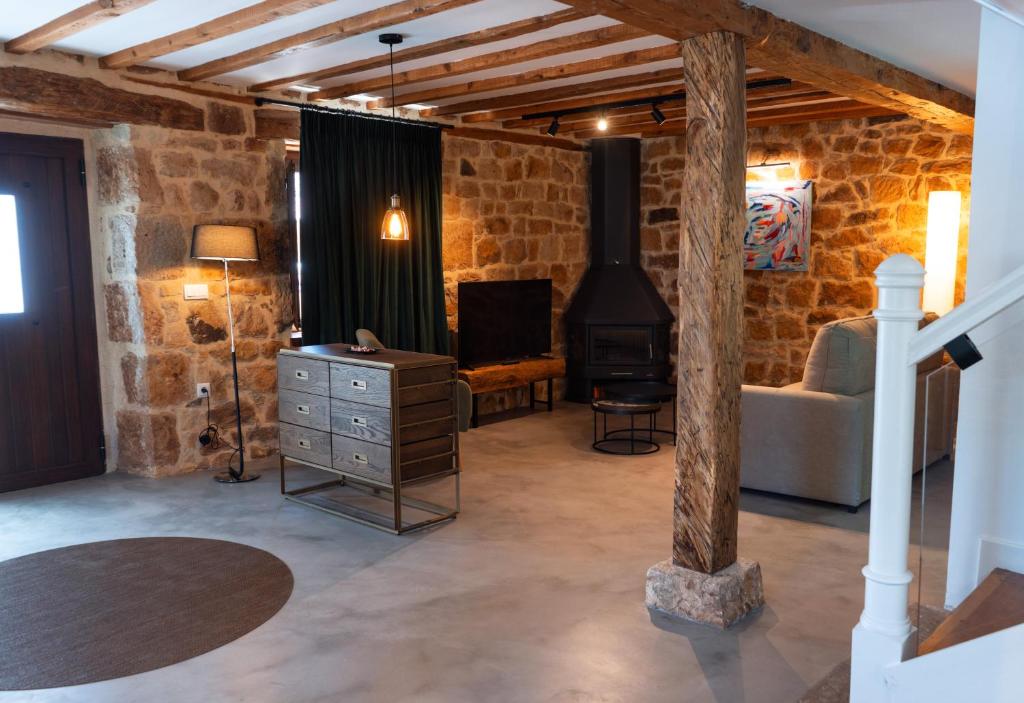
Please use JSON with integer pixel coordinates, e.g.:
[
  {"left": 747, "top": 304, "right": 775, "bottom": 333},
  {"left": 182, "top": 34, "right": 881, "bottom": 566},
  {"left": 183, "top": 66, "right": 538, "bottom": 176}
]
[{"left": 458, "top": 280, "right": 552, "bottom": 367}]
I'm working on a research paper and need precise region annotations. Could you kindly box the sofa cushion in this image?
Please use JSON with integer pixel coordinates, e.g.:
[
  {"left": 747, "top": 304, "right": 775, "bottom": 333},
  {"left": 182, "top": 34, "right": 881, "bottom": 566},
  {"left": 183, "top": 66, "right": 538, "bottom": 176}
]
[
  {"left": 802, "top": 315, "right": 878, "bottom": 395},
  {"left": 801, "top": 312, "right": 944, "bottom": 396}
]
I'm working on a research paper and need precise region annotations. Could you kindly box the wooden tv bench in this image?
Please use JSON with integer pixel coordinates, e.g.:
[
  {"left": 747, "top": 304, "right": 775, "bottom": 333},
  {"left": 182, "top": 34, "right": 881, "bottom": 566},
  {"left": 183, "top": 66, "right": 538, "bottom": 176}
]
[{"left": 458, "top": 356, "right": 566, "bottom": 428}]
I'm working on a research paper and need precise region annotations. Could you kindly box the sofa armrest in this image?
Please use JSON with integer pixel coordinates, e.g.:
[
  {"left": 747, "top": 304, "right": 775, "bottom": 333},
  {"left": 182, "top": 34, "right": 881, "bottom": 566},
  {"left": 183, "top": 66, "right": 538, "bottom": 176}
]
[{"left": 741, "top": 384, "right": 873, "bottom": 507}]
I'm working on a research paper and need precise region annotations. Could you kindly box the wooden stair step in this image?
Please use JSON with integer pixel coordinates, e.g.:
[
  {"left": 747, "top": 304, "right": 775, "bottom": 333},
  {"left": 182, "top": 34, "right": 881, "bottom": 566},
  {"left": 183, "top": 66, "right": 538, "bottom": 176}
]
[{"left": 918, "top": 568, "right": 1024, "bottom": 655}]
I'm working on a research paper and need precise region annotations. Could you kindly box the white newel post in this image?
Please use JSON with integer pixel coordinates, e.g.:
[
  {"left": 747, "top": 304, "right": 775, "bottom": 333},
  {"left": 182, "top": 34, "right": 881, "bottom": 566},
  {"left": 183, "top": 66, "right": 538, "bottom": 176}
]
[{"left": 850, "top": 254, "right": 925, "bottom": 702}]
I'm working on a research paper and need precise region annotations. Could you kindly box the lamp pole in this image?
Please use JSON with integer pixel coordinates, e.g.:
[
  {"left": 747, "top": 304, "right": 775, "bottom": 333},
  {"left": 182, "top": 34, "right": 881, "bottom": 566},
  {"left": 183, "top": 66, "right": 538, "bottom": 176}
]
[{"left": 216, "top": 258, "right": 258, "bottom": 483}]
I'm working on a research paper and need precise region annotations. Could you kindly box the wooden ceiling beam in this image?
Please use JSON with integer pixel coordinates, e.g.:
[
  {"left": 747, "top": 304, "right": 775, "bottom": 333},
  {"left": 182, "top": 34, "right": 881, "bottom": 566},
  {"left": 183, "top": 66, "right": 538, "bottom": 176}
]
[
  {"left": 100, "top": 0, "right": 335, "bottom": 69},
  {"left": 459, "top": 79, "right": 683, "bottom": 123},
  {"left": 248, "top": 8, "right": 587, "bottom": 93},
  {"left": 523, "top": 88, "right": 837, "bottom": 131},
  {"left": 746, "top": 105, "right": 900, "bottom": 129},
  {"left": 744, "top": 7, "right": 973, "bottom": 133},
  {"left": 251, "top": 107, "right": 586, "bottom": 150},
  {"left": 559, "top": 0, "right": 750, "bottom": 37},
  {"left": 557, "top": 0, "right": 974, "bottom": 133},
  {"left": 122, "top": 75, "right": 257, "bottom": 104},
  {"left": 448, "top": 125, "right": 585, "bottom": 151},
  {"left": 502, "top": 85, "right": 685, "bottom": 127},
  {"left": 365, "top": 42, "right": 681, "bottom": 108},
  {"left": 311, "top": 23, "right": 649, "bottom": 101},
  {"left": 572, "top": 100, "right": 899, "bottom": 139},
  {"left": 255, "top": 109, "right": 301, "bottom": 140},
  {"left": 419, "top": 66, "right": 682, "bottom": 117},
  {"left": 0, "top": 66, "right": 204, "bottom": 131},
  {"left": 489, "top": 78, "right": 811, "bottom": 127},
  {"left": 177, "top": 0, "right": 481, "bottom": 82},
  {"left": 5, "top": 0, "right": 155, "bottom": 54}
]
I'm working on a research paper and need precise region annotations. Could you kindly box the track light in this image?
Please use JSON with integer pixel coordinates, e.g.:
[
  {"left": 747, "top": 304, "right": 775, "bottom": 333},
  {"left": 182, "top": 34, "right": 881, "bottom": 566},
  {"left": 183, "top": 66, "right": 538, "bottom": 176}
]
[
  {"left": 546, "top": 117, "right": 560, "bottom": 136},
  {"left": 651, "top": 105, "right": 666, "bottom": 125},
  {"left": 596, "top": 114, "right": 608, "bottom": 131}
]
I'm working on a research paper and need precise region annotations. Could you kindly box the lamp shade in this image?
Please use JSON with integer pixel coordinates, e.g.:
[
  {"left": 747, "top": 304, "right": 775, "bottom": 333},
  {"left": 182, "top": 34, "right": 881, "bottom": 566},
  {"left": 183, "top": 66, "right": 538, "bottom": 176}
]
[
  {"left": 191, "top": 224, "right": 260, "bottom": 262},
  {"left": 380, "top": 194, "right": 411, "bottom": 241},
  {"left": 923, "top": 191, "right": 961, "bottom": 316}
]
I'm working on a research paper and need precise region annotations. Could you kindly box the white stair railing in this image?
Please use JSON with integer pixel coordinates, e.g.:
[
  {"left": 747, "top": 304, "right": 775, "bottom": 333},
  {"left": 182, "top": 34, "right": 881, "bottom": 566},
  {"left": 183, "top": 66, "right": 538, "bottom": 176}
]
[{"left": 850, "top": 254, "right": 1024, "bottom": 702}]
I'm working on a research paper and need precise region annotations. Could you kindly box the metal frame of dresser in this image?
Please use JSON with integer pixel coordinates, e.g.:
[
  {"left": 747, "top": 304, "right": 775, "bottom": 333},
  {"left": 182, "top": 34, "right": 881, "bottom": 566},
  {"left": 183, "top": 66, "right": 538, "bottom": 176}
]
[{"left": 278, "top": 350, "right": 461, "bottom": 535}]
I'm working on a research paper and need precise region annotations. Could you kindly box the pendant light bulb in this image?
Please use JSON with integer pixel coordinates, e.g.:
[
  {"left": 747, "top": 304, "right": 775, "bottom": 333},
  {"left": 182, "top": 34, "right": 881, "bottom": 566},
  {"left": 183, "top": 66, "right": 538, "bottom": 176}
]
[
  {"left": 382, "top": 194, "right": 410, "bottom": 241},
  {"left": 597, "top": 114, "right": 608, "bottom": 132},
  {"left": 379, "top": 33, "right": 410, "bottom": 242}
]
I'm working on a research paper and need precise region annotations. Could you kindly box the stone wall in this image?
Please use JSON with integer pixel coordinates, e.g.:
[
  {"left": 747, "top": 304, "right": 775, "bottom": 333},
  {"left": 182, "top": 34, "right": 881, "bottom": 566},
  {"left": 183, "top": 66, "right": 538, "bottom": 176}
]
[
  {"left": 641, "top": 115, "right": 972, "bottom": 387},
  {"left": 441, "top": 135, "right": 590, "bottom": 410},
  {"left": 104, "top": 118, "right": 291, "bottom": 476},
  {"left": 0, "top": 50, "right": 295, "bottom": 478}
]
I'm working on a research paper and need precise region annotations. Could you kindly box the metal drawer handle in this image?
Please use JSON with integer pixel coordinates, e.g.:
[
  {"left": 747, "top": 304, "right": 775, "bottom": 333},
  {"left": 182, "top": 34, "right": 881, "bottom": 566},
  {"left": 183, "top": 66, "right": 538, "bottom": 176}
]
[
  {"left": 351, "top": 416, "right": 367, "bottom": 426},
  {"left": 296, "top": 404, "right": 310, "bottom": 415},
  {"left": 297, "top": 438, "right": 312, "bottom": 450},
  {"left": 295, "top": 369, "right": 310, "bottom": 381},
  {"left": 352, "top": 452, "right": 368, "bottom": 464},
  {"left": 351, "top": 379, "right": 367, "bottom": 390}
]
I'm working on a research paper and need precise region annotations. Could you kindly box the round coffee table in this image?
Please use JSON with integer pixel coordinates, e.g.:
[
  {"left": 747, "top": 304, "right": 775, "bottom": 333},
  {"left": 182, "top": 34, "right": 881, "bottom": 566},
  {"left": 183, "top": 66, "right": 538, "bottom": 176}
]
[
  {"left": 602, "top": 381, "right": 676, "bottom": 445},
  {"left": 591, "top": 399, "right": 660, "bottom": 455}
]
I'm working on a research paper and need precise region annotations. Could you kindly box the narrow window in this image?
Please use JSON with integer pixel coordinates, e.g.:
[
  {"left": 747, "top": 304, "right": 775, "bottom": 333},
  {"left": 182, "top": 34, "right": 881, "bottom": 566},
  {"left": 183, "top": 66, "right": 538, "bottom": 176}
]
[{"left": 0, "top": 194, "right": 25, "bottom": 314}]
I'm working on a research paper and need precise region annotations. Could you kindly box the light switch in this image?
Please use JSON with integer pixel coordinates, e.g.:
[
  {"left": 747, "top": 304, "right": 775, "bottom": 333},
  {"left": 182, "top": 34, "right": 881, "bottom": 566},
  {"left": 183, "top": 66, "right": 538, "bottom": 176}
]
[{"left": 183, "top": 283, "right": 209, "bottom": 300}]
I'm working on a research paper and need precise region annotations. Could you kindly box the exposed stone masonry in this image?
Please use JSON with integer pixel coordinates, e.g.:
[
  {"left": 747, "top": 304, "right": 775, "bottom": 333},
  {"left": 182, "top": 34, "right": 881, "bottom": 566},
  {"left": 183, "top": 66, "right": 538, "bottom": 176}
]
[
  {"left": 640, "top": 116, "right": 972, "bottom": 387},
  {"left": 99, "top": 105, "right": 291, "bottom": 477},
  {"left": 441, "top": 136, "right": 589, "bottom": 411}
]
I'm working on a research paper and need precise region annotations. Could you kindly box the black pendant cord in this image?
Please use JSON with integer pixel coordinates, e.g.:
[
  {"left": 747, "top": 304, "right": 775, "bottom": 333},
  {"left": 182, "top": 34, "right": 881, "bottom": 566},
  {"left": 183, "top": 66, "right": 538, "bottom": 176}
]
[{"left": 390, "top": 42, "right": 397, "bottom": 197}]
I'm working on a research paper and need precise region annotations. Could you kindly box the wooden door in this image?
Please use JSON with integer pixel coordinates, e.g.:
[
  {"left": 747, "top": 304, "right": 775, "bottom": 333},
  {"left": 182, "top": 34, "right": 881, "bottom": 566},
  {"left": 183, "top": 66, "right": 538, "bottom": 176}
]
[{"left": 0, "top": 133, "right": 103, "bottom": 492}]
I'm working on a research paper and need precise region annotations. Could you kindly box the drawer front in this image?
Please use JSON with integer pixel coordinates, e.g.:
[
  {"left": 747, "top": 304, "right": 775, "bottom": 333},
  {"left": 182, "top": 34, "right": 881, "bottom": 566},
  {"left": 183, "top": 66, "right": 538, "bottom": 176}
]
[
  {"left": 278, "top": 356, "right": 330, "bottom": 397},
  {"left": 330, "top": 362, "right": 392, "bottom": 407},
  {"left": 279, "top": 389, "right": 330, "bottom": 432},
  {"left": 398, "top": 364, "right": 453, "bottom": 388},
  {"left": 401, "top": 417, "right": 456, "bottom": 445},
  {"left": 400, "top": 398, "right": 455, "bottom": 426},
  {"left": 279, "top": 423, "right": 332, "bottom": 467},
  {"left": 398, "top": 381, "right": 452, "bottom": 407},
  {"left": 330, "top": 398, "right": 392, "bottom": 445},
  {"left": 331, "top": 435, "right": 392, "bottom": 484}
]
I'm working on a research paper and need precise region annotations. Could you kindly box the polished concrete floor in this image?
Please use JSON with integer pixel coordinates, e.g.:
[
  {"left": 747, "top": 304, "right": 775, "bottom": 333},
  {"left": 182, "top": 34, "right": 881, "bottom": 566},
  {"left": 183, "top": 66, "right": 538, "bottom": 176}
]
[{"left": 0, "top": 404, "right": 954, "bottom": 703}]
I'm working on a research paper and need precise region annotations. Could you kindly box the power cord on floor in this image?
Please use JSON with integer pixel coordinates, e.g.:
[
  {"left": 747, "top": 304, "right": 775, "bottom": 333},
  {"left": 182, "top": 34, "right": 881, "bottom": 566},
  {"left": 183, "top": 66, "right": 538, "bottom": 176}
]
[{"left": 197, "top": 388, "right": 239, "bottom": 473}]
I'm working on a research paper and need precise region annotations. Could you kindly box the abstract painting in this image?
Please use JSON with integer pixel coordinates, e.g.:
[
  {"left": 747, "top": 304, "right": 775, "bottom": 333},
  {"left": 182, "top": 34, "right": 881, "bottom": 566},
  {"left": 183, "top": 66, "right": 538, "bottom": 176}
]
[{"left": 744, "top": 180, "right": 812, "bottom": 271}]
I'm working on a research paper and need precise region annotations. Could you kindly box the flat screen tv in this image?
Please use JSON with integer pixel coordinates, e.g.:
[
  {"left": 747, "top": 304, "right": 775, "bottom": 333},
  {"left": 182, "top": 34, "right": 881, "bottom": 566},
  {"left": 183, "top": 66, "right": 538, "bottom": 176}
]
[{"left": 458, "top": 279, "right": 552, "bottom": 367}]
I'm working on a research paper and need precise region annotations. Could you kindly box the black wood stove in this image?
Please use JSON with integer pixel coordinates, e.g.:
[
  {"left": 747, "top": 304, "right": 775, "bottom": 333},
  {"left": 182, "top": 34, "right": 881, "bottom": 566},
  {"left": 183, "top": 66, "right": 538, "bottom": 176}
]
[{"left": 565, "top": 138, "right": 674, "bottom": 402}]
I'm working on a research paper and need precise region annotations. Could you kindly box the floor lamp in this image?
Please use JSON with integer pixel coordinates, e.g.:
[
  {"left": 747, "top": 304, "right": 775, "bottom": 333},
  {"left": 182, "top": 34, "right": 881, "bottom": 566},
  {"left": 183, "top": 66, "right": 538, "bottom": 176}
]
[{"left": 191, "top": 224, "right": 260, "bottom": 484}]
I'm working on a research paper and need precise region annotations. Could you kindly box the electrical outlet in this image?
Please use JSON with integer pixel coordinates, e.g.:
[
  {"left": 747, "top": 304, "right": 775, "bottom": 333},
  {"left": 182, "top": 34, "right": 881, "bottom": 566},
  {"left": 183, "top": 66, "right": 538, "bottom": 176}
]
[{"left": 196, "top": 383, "right": 211, "bottom": 398}]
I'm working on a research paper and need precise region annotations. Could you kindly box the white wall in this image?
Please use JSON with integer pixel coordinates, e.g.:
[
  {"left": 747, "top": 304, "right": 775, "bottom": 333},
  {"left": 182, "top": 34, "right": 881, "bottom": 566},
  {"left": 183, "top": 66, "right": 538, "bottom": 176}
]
[{"left": 945, "top": 7, "right": 1024, "bottom": 607}]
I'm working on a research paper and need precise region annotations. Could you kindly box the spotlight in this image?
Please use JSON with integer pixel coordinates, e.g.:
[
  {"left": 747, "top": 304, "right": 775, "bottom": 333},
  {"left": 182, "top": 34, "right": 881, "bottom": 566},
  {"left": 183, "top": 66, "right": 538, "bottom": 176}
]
[
  {"left": 546, "top": 117, "right": 560, "bottom": 136},
  {"left": 651, "top": 105, "right": 666, "bottom": 125},
  {"left": 596, "top": 115, "right": 608, "bottom": 131}
]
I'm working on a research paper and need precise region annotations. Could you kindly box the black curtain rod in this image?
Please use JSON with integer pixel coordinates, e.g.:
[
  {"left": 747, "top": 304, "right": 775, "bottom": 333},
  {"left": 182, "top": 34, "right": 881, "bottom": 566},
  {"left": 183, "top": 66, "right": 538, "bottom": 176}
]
[
  {"left": 520, "top": 77, "right": 793, "bottom": 121},
  {"left": 253, "top": 97, "right": 451, "bottom": 130}
]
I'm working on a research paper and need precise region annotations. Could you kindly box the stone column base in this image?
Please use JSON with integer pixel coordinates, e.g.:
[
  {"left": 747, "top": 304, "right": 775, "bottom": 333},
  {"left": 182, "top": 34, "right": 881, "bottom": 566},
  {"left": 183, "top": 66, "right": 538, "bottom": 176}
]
[{"left": 645, "top": 558, "right": 765, "bottom": 628}]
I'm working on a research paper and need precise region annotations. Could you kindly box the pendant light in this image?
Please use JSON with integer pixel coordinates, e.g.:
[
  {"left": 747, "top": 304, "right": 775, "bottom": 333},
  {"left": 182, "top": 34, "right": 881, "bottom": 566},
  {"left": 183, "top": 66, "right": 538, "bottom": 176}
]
[{"left": 379, "top": 33, "right": 410, "bottom": 241}]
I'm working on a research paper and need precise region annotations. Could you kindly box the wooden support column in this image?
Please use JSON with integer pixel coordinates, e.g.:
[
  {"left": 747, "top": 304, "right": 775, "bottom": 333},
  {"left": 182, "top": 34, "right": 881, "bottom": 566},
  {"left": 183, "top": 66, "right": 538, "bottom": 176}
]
[
  {"left": 674, "top": 30, "right": 746, "bottom": 574},
  {"left": 645, "top": 30, "right": 763, "bottom": 628}
]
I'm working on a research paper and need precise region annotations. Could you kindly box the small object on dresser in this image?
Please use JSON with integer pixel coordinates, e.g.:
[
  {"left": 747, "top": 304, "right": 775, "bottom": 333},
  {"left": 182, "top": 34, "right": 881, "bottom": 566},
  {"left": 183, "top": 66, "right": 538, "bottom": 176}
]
[{"left": 348, "top": 345, "right": 377, "bottom": 354}]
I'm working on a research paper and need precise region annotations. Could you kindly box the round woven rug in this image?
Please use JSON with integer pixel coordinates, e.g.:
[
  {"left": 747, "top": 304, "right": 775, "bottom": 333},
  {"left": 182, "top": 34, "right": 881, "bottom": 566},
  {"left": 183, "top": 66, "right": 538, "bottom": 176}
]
[{"left": 0, "top": 537, "right": 293, "bottom": 690}]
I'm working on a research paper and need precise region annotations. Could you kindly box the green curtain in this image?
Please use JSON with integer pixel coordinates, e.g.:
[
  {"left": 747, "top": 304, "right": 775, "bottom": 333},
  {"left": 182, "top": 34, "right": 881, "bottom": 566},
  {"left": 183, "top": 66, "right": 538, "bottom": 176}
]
[{"left": 299, "top": 109, "right": 448, "bottom": 354}]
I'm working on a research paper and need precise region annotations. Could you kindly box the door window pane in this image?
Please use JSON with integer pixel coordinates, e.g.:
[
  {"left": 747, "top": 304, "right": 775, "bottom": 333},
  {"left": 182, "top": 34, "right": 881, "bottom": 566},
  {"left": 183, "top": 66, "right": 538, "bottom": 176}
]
[{"left": 0, "top": 195, "right": 25, "bottom": 314}]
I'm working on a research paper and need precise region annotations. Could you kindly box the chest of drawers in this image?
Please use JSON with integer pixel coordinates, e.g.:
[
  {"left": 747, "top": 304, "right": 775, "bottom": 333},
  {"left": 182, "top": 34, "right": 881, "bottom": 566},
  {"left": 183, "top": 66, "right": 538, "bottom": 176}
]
[{"left": 277, "top": 344, "right": 460, "bottom": 534}]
